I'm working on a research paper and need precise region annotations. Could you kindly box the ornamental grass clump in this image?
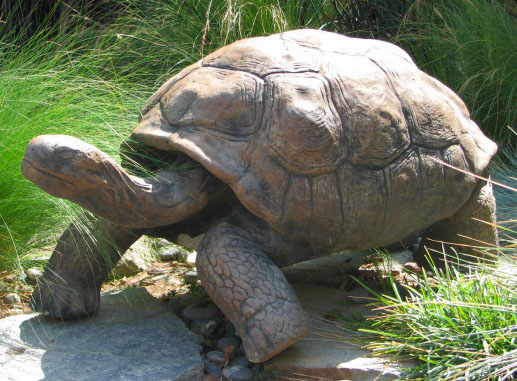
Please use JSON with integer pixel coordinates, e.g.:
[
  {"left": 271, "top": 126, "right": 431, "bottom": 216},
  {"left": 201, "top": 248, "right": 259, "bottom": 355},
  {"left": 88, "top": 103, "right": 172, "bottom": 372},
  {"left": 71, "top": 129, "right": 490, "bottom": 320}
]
[{"left": 341, "top": 228, "right": 517, "bottom": 379}]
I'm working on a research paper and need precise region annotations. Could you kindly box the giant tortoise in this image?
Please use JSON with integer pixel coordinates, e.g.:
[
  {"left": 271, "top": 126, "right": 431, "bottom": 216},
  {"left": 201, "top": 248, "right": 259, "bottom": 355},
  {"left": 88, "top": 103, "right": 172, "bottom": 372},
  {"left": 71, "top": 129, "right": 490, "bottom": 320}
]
[{"left": 22, "top": 29, "right": 498, "bottom": 362}]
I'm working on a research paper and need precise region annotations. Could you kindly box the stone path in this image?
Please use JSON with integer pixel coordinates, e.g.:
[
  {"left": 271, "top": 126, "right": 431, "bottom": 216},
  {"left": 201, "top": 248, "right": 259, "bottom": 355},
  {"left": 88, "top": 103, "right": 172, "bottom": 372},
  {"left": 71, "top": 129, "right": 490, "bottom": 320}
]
[{"left": 0, "top": 288, "right": 203, "bottom": 381}]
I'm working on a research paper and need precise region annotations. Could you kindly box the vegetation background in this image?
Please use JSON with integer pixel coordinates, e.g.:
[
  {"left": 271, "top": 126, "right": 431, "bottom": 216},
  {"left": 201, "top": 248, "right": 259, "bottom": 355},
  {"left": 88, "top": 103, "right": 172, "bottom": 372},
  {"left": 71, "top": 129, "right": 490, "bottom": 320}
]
[{"left": 0, "top": 0, "right": 515, "bottom": 379}]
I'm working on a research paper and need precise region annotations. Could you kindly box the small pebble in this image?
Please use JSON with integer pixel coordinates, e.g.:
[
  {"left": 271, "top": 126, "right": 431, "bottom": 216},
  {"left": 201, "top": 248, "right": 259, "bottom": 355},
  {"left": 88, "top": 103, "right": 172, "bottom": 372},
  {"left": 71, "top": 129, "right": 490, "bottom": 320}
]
[
  {"left": 222, "top": 365, "right": 253, "bottom": 381},
  {"left": 204, "top": 363, "right": 223, "bottom": 377},
  {"left": 183, "top": 304, "right": 217, "bottom": 320},
  {"left": 156, "top": 238, "right": 171, "bottom": 248},
  {"left": 186, "top": 251, "right": 197, "bottom": 265},
  {"left": 183, "top": 270, "right": 199, "bottom": 283},
  {"left": 206, "top": 350, "right": 225, "bottom": 364},
  {"left": 3, "top": 293, "right": 21, "bottom": 305},
  {"left": 191, "top": 319, "right": 218, "bottom": 337},
  {"left": 231, "top": 355, "right": 250, "bottom": 368},
  {"left": 25, "top": 268, "right": 43, "bottom": 284},
  {"left": 159, "top": 246, "right": 187, "bottom": 262}
]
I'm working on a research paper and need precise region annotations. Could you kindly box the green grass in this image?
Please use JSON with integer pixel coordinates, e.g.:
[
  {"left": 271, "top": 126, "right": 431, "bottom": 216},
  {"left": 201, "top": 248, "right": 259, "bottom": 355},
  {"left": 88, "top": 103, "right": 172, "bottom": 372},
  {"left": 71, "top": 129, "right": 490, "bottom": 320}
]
[
  {"left": 342, "top": 252, "right": 517, "bottom": 380},
  {"left": 0, "top": 9, "right": 146, "bottom": 271}
]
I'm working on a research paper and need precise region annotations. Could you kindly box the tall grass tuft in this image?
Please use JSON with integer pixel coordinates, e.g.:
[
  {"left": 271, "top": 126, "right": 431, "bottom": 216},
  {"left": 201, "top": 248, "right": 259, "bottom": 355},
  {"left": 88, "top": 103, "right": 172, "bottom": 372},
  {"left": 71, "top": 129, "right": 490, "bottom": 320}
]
[
  {"left": 0, "top": 8, "right": 146, "bottom": 271},
  {"left": 394, "top": 0, "right": 517, "bottom": 145},
  {"left": 344, "top": 251, "right": 517, "bottom": 379}
]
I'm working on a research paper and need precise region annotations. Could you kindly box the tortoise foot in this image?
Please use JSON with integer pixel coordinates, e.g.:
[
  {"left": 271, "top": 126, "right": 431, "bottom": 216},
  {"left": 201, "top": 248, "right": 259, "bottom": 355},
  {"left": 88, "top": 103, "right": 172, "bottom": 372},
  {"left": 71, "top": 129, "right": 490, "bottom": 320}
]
[
  {"left": 240, "top": 301, "right": 310, "bottom": 363},
  {"left": 31, "top": 278, "right": 100, "bottom": 319},
  {"left": 31, "top": 219, "right": 141, "bottom": 318}
]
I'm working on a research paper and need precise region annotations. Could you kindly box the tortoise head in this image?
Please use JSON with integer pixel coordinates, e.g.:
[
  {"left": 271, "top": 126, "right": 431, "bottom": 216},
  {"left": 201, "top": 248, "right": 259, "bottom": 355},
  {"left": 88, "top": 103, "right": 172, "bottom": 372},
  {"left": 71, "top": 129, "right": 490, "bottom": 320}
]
[{"left": 22, "top": 135, "right": 107, "bottom": 199}]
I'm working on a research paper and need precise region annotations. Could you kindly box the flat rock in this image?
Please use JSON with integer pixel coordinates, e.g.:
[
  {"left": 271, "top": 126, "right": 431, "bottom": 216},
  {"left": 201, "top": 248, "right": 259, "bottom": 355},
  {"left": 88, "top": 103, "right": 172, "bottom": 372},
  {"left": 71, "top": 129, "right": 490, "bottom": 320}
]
[
  {"left": 282, "top": 251, "right": 369, "bottom": 287},
  {"left": 0, "top": 288, "right": 203, "bottom": 381},
  {"left": 264, "top": 284, "right": 415, "bottom": 380}
]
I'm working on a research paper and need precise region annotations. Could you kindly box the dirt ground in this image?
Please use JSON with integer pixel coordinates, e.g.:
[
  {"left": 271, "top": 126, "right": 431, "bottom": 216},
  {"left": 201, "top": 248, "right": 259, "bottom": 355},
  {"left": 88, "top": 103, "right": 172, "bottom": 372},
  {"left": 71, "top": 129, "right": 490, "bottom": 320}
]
[{"left": 0, "top": 260, "right": 195, "bottom": 319}]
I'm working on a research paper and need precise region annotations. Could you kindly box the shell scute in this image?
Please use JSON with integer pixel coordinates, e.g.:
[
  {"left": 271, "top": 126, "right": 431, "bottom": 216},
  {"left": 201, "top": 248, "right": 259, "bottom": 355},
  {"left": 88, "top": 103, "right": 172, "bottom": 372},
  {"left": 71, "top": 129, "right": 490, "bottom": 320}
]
[
  {"left": 262, "top": 73, "right": 345, "bottom": 175},
  {"left": 161, "top": 67, "right": 263, "bottom": 137}
]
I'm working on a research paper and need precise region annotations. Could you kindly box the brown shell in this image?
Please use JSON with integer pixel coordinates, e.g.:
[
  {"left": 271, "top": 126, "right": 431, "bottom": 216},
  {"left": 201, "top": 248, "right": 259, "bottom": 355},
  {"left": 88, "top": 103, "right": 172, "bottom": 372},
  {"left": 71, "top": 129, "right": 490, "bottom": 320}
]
[{"left": 131, "top": 29, "right": 497, "bottom": 252}]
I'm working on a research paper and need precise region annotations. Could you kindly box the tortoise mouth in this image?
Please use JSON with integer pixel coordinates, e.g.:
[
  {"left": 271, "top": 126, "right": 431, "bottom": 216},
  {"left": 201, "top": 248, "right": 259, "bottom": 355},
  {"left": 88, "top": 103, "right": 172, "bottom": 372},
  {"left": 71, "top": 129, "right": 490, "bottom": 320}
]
[
  {"left": 22, "top": 159, "right": 75, "bottom": 187},
  {"left": 120, "top": 139, "right": 201, "bottom": 177}
]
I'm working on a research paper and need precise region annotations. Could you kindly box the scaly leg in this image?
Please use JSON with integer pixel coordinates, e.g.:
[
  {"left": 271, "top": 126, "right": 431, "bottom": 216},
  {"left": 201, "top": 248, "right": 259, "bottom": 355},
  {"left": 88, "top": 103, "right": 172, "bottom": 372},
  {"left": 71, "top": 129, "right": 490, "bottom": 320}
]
[{"left": 196, "top": 207, "right": 310, "bottom": 363}]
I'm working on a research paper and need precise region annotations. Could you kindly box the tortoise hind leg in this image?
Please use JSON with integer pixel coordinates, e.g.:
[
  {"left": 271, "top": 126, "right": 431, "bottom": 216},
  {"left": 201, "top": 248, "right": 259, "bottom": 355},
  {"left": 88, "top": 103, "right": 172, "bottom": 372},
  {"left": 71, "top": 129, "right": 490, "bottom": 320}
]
[
  {"left": 196, "top": 207, "right": 310, "bottom": 363},
  {"left": 415, "top": 179, "right": 498, "bottom": 269},
  {"left": 32, "top": 218, "right": 141, "bottom": 318}
]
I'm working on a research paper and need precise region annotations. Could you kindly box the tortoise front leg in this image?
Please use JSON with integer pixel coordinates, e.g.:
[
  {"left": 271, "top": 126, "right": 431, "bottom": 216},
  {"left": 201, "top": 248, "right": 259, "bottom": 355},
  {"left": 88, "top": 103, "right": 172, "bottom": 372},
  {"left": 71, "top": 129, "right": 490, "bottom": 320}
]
[
  {"left": 32, "top": 218, "right": 141, "bottom": 318},
  {"left": 196, "top": 207, "right": 310, "bottom": 363}
]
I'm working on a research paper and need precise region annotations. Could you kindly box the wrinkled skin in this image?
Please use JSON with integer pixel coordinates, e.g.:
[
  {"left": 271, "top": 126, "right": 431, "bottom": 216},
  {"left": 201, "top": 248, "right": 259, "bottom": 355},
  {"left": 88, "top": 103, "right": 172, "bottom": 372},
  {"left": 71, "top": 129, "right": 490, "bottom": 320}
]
[{"left": 21, "top": 29, "right": 498, "bottom": 363}]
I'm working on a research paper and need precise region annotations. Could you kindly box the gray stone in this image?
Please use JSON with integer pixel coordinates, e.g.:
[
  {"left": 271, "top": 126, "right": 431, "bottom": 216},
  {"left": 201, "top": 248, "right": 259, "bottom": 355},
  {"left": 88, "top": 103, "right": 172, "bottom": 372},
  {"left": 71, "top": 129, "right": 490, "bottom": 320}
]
[
  {"left": 191, "top": 319, "right": 218, "bottom": 338},
  {"left": 25, "top": 268, "right": 43, "bottom": 284},
  {"left": 222, "top": 365, "right": 253, "bottom": 381},
  {"left": 0, "top": 288, "right": 203, "bottom": 381},
  {"left": 156, "top": 238, "right": 171, "bottom": 247},
  {"left": 3, "top": 293, "right": 21, "bottom": 305},
  {"left": 282, "top": 251, "right": 369, "bottom": 287},
  {"left": 184, "top": 269, "right": 199, "bottom": 283},
  {"left": 186, "top": 251, "right": 197, "bottom": 265},
  {"left": 264, "top": 284, "right": 416, "bottom": 380},
  {"left": 206, "top": 350, "right": 225, "bottom": 364},
  {"left": 112, "top": 249, "right": 147, "bottom": 277},
  {"left": 183, "top": 304, "right": 217, "bottom": 321},
  {"left": 160, "top": 246, "right": 187, "bottom": 262},
  {"left": 204, "top": 363, "right": 223, "bottom": 376},
  {"left": 231, "top": 355, "right": 250, "bottom": 368}
]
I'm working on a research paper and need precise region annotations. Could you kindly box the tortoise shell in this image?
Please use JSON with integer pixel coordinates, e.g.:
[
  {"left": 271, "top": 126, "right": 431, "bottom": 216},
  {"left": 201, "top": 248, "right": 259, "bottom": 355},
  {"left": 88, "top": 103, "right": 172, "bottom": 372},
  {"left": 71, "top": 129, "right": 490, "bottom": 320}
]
[{"left": 131, "top": 29, "right": 497, "bottom": 252}]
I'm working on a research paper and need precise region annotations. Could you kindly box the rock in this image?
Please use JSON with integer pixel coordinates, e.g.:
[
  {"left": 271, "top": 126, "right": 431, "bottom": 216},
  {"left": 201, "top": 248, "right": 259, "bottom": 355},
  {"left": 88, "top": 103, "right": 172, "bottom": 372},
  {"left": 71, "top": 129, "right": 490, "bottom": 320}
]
[
  {"left": 25, "top": 268, "right": 43, "bottom": 284},
  {"left": 159, "top": 246, "right": 187, "bottom": 262},
  {"left": 156, "top": 238, "right": 171, "bottom": 248},
  {"left": 231, "top": 355, "right": 250, "bottom": 368},
  {"left": 177, "top": 233, "right": 204, "bottom": 251},
  {"left": 204, "top": 363, "right": 223, "bottom": 376},
  {"left": 222, "top": 365, "right": 253, "bottom": 381},
  {"left": 264, "top": 284, "right": 415, "bottom": 380},
  {"left": 282, "top": 251, "right": 369, "bottom": 287},
  {"left": 186, "top": 251, "right": 197, "bottom": 265},
  {"left": 206, "top": 350, "right": 225, "bottom": 364},
  {"left": 112, "top": 249, "right": 147, "bottom": 277},
  {"left": 183, "top": 270, "right": 199, "bottom": 283},
  {"left": 183, "top": 304, "right": 217, "bottom": 321},
  {"left": 191, "top": 319, "right": 218, "bottom": 338},
  {"left": 3, "top": 293, "right": 21, "bottom": 305},
  {"left": 0, "top": 288, "right": 203, "bottom": 381}
]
